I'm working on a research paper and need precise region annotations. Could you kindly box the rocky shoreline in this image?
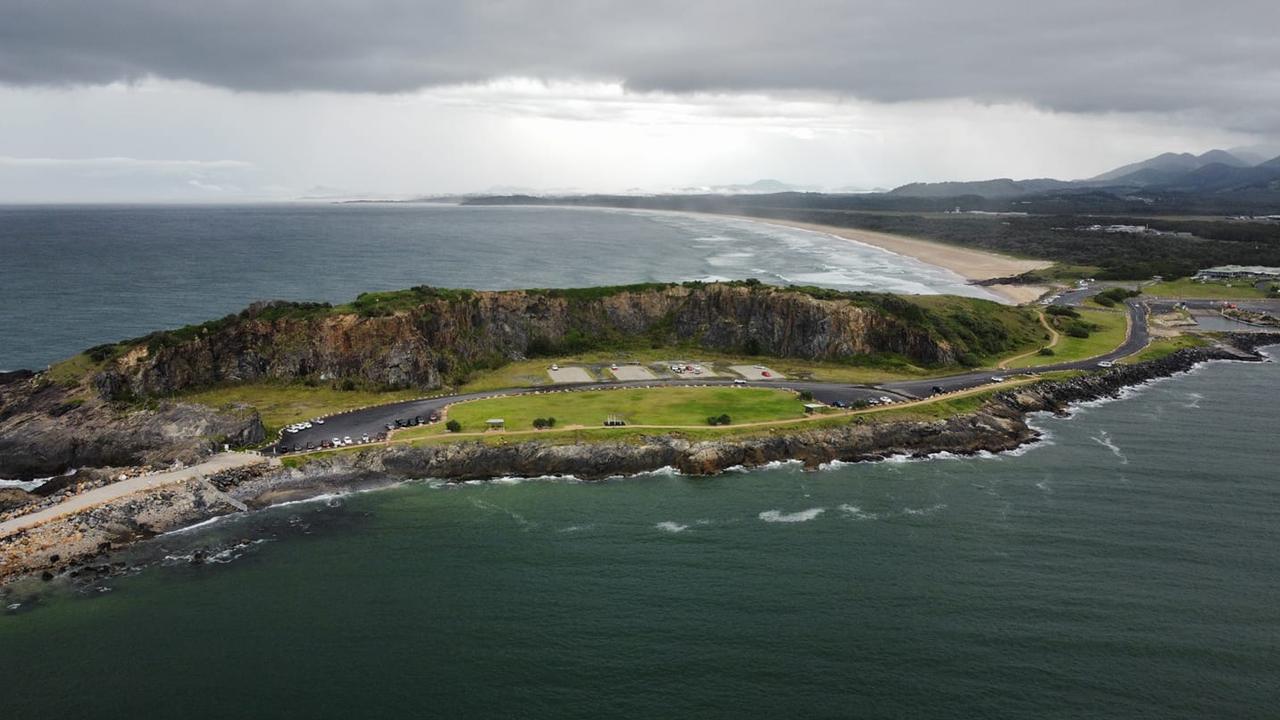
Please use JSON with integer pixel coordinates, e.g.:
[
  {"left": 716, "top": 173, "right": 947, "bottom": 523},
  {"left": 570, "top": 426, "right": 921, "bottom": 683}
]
[{"left": 2, "top": 333, "right": 1276, "bottom": 589}]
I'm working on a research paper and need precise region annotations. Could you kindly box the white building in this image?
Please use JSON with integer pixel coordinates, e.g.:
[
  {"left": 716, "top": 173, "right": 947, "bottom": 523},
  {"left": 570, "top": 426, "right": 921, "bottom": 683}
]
[{"left": 1194, "top": 266, "right": 1280, "bottom": 281}]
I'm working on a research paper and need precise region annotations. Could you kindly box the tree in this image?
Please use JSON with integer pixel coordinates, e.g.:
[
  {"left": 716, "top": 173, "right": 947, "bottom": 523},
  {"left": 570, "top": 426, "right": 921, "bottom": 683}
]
[
  {"left": 446, "top": 419, "right": 462, "bottom": 433},
  {"left": 798, "top": 390, "right": 814, "bottom": 401}
]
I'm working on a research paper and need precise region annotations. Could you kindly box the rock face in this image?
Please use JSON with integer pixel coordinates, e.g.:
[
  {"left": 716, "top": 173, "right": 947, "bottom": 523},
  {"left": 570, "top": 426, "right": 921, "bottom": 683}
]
[
  {"left": 92, "top": 284, "right": 1036, "bottom": 397},
  {"left": 0, "top": 377, "right": 264, "bottom": 479}
]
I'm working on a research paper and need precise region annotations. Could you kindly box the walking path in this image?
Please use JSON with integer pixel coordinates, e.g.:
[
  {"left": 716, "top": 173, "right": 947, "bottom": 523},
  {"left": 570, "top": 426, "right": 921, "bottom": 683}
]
[
  {"left": 0, "top": 453, "right": 266, "bottom": 538},
  {"left": 998, "top": 312, "right": 1061, "bottom": 369}
]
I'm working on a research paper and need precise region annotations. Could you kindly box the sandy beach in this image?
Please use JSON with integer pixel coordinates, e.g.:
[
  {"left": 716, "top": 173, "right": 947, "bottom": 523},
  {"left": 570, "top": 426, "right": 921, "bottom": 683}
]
[{"left": 726, "top": 215, "right": 1053, "bottom": 304}]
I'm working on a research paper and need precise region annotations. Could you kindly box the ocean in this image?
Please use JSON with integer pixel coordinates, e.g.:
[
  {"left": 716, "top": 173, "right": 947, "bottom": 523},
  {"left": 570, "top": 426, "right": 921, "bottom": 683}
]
[
  {"left": 1, "top": 204, "right": 1277, "bottom": 718},
  {"left": 0, "top": 203, "right": 991, "bottom": 371}
]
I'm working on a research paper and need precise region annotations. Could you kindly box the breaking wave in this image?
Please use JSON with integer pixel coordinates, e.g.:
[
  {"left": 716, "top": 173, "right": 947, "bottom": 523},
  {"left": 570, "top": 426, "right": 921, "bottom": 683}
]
[{"left": 758, "top": 507, "right": 825, "bottom": 523}]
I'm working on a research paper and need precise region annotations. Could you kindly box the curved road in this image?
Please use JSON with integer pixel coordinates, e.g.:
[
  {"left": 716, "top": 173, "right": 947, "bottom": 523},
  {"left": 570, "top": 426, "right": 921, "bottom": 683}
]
[{"left": 273, "top": 300, "right": 1148, "bottom": 454}]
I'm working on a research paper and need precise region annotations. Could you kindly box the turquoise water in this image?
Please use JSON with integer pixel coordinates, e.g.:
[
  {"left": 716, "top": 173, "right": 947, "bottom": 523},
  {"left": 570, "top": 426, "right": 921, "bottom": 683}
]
[
  {"left": 3, "top": 354, "right": 1277, "bottom": 718},
  {"left": 0, "top": 204, "right": 990, "bottom": 370}
]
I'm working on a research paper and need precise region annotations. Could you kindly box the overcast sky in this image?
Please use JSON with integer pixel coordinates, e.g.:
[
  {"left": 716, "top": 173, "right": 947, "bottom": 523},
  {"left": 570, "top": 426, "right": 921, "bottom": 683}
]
[{"left": 2, "top": 0, "right": 1277, "bottom": 202}]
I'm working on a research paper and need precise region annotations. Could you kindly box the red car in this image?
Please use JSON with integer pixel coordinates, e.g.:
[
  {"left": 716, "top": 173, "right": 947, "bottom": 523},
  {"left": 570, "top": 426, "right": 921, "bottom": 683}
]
[{"left": 761, "top": 370, "right": 772, "bottom": 377}]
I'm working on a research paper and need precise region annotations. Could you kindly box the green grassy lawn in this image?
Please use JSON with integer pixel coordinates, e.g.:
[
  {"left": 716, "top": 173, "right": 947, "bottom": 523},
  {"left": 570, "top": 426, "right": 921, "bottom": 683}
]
[
  {"left": 1120, "top": 334, "right": 1210, "bottom": 364},
  {"left": 399, "top": 386, "right": 807, "bottom": 438},
  {"left": 1007, "top": 308, "right": 1128, "bottom": 369},
  {"left": 44, "top": 353, "right": 101, "bottom": 388},
  {"left": 1143, "top": 277, "right": 1269, "bottom": 299},
  {"left": 181, "top": 382, "right": 428, "bottom": 437},
  {"left": 456, "top": 348, "right": 936, "bottom": 393}
]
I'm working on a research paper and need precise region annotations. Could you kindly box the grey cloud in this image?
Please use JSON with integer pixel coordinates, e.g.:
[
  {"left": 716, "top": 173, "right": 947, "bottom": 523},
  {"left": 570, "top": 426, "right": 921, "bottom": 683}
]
[{"left": 2, "top": 0, "right": 1278, "bottom": 130}]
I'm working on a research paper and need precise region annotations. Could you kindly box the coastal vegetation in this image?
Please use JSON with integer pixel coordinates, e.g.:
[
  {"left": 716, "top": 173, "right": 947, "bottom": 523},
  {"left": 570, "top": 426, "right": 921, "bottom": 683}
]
[
  {"left": 1142, "top": 277, "right": 1269, "bottom": 299},
  {"left": 1007, "top": 307, "right": 1127, "bottom": 368},
  {"left": 68, "top": 282, "right": 1042, "bottom": 401},
  {"left": 1119, "top": 335, "right": 1211, "bottom": 364},
  {"left": 179, "top": 382, "right": 425, "bottom": 438},
  {"left": 396, "top": 387, "right": 807, "bottom": 440}
]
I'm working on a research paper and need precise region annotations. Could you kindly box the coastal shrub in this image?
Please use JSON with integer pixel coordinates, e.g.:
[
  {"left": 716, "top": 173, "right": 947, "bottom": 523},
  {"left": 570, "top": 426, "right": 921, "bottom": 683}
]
[
  {"left": 798, "top": 390, "right": 814, "bottom": 401},
  {"left": 1038, "top": 347, "right": 1056, "bottom": 356},
  {"left": 707, "top": 414, "right": 732, "bottom": 426},
  {"left": 1065, "top": 324, "right": 1091, "bottom": 339},
  {"left": 1045, "top": 306, "right": 1079, "bottom": 318},
  {"left": 1092, "top": 295, "right": 1116, "bottom": 308},
  {"left": 532, "top": 417, "right": 557, "bottom": 429},
  {"left": 445, "top": 419, "right": 462, "bottom": 432}
]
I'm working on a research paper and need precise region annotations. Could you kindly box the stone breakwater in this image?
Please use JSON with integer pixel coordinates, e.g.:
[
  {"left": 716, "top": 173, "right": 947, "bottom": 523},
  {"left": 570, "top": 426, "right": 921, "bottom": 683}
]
[{"left": 2, "top": 334, "right": 1276, "bottom": 588}]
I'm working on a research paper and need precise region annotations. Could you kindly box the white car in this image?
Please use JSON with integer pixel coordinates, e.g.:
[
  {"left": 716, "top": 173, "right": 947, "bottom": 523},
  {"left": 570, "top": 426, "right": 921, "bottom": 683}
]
[
  {"left": 1098, "top": 360, "right": 1115, "bottom": 368},
  {"left": 990, "top": 375, "right": 1007, "bottom": 382},
  {"left": 610, "top": 364, "right": 619, "bottom": 370},
  {"left": 550, "top": 364, "right": 560, "bottom": 371},
  {"left": 331, "top": 437, "right": 341, "bottom": 446},
  {"left": 879, "top": 396, "right": 894, "bottom": 404},
  {"left": 314, "top": 418, "right": 325, "bottom": 425},
  {"left": 342, "top": 436, "right": 353, "bottom": 446}
]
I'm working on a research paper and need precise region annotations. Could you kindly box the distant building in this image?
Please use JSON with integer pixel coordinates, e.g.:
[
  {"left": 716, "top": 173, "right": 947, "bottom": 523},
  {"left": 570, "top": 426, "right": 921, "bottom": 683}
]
[
  {"left": 1194, "top": 265, "right": 1280, "bottom": 281},
  {"left": 486, "top": 418, "right": 505, "bottom": 430}
]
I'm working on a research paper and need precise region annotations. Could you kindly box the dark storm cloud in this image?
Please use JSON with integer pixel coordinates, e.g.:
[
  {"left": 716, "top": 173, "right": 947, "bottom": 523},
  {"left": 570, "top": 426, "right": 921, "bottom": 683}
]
[{"left": 2, "top": 0, "right": 1277, "bottom": 128}]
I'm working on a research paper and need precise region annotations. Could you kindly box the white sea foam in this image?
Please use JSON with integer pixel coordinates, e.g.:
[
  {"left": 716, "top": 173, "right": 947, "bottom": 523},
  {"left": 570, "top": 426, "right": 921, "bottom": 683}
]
[
  {"left": 758, "top": 507, "right": 825, "bottom": 523},
  {"left": 1090, "top": 430, "right": 1129, "bottom": 465},
  {"left": 655, "top": 521, "right": 689, "bottom": 533},
  {"left": 837, "top": 504, "right": 885, "bottom": 521},
  {"left": 902, "top": 503, "right": 948, "bottom": 517}
]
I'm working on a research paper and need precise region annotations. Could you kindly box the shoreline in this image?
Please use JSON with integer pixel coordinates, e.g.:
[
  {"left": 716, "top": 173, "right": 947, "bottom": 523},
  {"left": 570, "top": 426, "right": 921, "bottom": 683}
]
[
  {"left": 666, "top": 209, "right": 1054, "bottom": 304},
  {"left": 4, "top": 334, "right": 1277, "bottom": 590}
]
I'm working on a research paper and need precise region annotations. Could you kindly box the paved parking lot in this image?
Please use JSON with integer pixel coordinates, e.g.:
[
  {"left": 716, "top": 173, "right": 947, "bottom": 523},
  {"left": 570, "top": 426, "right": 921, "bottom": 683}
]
[
  {"left": 730, "top": 364, "right": 784, "bottom": 380},
  {"left": 610, "top": 365, "right": 657, "bottom": 381},
  {"left": 547, "top": 366, "right": 595, "bottom": 383}
]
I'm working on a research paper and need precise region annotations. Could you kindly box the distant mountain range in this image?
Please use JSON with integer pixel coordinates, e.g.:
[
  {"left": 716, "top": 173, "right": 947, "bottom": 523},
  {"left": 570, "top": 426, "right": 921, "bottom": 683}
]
[{"left": 889, "top": 149, "right": 1280, "bottom": 198}]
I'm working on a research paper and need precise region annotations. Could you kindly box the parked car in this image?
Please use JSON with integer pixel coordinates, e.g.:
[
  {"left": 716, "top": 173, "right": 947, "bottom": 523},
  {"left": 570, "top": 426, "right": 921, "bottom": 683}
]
[
  {"left": 931, "top": 385, "right": 944, "bottom": 394},
  {"left": 428, "top": 412, "right": 440, "bottom": 422},
  {"left": 361, "top": 434, "right": 370, "bottom": 443},
  {"left": 733, "top": 379, "right": 746, "bottom": 385},
  {"left": 990, "top": 375, "right": 1007, "bottom": 382},
  {"left": 342, "top": 436, "right": 353, "bottom": 445},
  {"left": 761, "top": 370, "right": 772, "bottom": 377},
  {"left": 314, "top": 418, "right": 325, "bottom": 425},
  {"left": 1098, "top": 360, "right": 1115, "bottom": 368}
]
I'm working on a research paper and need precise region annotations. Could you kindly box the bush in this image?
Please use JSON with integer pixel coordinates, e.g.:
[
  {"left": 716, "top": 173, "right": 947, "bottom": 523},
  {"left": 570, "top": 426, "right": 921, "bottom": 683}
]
[
  {"left": 532, "top": 417, "right": 557, "bottom": 429},
  {"left": 1038, "top": 347, "right": 1056, "bottom": 356},
  {"left": 1092, "top": 295, "right": 1116, "bottom": 308},
  {"left": 445, "top": 419, "right": 462, "bottom": 433},
  {"left": 707, "top": 414, "right": 733, "bottom": 426},
  {"left": 1065, "top": 324, "right": 1091, "bottom": 339},
  {"left": 1044, "top": 306, "right": 1079, "bottom": 318},
  {"left": 798, "top": 391, "right": 814, "bottom": 401}
]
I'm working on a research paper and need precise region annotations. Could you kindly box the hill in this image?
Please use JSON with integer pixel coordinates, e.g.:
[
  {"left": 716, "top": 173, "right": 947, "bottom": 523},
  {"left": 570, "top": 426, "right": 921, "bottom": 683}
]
[{"left": 77, "top": 283, "right": 1040, "bottom": 399}]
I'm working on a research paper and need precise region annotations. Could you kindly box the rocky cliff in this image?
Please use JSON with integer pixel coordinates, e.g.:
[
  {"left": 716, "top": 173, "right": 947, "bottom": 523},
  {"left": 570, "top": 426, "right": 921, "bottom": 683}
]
[
  {"left": 0, "top": 376, "right": 264, "bottom": 478},
  {"left": 88, "top": 283, "right": 1037, "bottom": 398}
]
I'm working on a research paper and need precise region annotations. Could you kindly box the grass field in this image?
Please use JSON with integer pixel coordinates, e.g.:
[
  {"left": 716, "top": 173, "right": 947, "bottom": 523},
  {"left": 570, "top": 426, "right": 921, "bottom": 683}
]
[
  {"left": 1007, "top": 308, "right": 1128, "bottom": 369},
  {"left": 456, "top": 348, "right": 936, "bottom": 393},
  {"left": 181, "top": 383, "right": 427, "bottom": 437},
  {"left": 1120, "top": 335, "right": 1210, "bottom": 364},
  {"left": 398, "top": 386, "right": 807, "bottom": 438},
  {"left": 1143, "top": 277, "right": 1270, "bottom": 299}
]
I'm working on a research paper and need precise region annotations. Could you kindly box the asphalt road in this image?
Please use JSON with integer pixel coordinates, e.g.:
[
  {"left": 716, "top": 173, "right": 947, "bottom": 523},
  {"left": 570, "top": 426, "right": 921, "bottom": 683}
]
[{"left": 270, "top": 300, "right": 1149, "bottom": 454}]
